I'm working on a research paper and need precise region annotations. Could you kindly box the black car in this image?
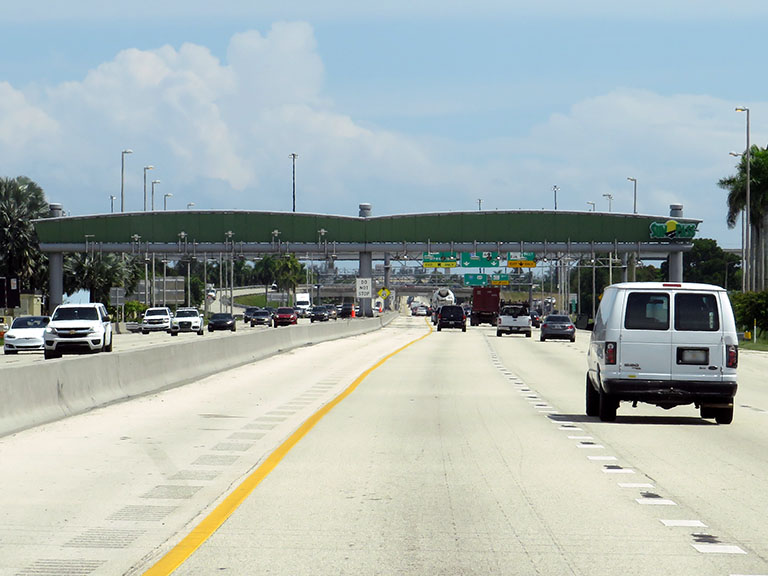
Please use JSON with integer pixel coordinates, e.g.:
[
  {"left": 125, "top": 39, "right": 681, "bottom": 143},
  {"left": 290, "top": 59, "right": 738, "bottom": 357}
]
[
  {"left": 208, "top": 313, "right": 236, "bottom": 332},
  {"left": 436, "top": 305, "right": 466, "bottom": 332},
  {"left": 310, "top": 306, "right": 330, "bottom": 322},
  {"left": 339, "top": 301, "right": 355, "bottom": 318},
  {"left": 242, "top": 307, "right": 259, "bottom": 323}
]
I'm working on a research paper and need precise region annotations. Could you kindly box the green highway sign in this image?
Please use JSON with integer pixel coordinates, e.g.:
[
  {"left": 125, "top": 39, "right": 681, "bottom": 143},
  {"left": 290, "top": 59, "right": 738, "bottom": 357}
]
[
  {"left": 422, "top": 251, "right": 459, "bottom": 268},
  {"left": 491, "top": 273, "right": 510, "bottom": 286},
  {"left": 507, "top": 251, "right": 536, "bottom": 268},
  {"left": 463, "top": 274, "right": 488, "bottom": 286},
  {"left": 460, "top": 252, "right": 501, "bottom": 267}
]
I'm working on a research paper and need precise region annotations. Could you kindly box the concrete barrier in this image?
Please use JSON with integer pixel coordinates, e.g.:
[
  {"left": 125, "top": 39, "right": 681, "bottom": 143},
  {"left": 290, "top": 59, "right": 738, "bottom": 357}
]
[{"left": 0, "top": 313, "right": 397, "bottom": 438}]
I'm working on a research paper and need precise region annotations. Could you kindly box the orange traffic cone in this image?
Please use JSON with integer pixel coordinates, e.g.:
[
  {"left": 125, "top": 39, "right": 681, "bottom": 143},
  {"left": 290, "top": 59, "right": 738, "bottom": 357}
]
[{"left": 351, "top": 307, "right": 356, "bottom": 318}]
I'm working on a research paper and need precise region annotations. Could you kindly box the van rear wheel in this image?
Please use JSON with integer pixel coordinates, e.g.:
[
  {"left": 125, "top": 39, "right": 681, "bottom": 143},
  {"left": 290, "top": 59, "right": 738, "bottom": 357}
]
[
  {"left": 586, "top": 374, "right": 600, "bottom": 417},
  {"left": 715, "top": 406, "right": 734, "bottom": 425},
  {"left": 598, "top": 389, "right": 617, "bottom": 422}
]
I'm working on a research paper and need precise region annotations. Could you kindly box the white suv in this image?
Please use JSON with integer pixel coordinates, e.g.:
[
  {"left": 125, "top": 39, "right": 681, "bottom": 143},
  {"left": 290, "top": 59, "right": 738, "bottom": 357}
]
[
  {"left": 44, "top": 303, "right": 113, "bottom": 359},
  {"left": 170, "top": 308, "right": 204, "bottom": 336},
  {"left": 141, "top": 307, "right": 172, "bottom": 334}
]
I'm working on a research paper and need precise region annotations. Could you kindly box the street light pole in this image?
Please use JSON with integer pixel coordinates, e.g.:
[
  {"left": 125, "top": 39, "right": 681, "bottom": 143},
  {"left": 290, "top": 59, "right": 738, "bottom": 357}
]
[
  {"left": 110, "top": 195, "right": 116, "bottom": 213},
  {"left": 736, "top": 107, "right": 751, "bottom": 290},
  {"left": 627, "top": 177, "right": 637, "bottom": 214},
  {"left": 289, "top": 153, "right": 298, "bottom": 212},
  {"left": 602, "top": 193, "right": 613, "bottom": 212},
  {"left": 164, "top": 193, "right": 173, "bottom": 211},
  {"left": 120, "top": 149, "right": 133, "bottom": 212},
  {"left": 151, "top": 180, "right": 160, "bottom": 211},
  {"left": 553, "top": 185, "right": 560, "bottom": 210},
  {"left": 143, "top": 165, "right": 154, "bottom": 211},
  {"left": 586, "top": 201, "right": 595, "bottom": 212}
]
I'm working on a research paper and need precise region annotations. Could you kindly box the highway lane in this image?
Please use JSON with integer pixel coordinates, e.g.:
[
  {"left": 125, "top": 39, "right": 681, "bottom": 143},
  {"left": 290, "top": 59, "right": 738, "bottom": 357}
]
[{"left": 2, "top": 316, "right": 768, "bottom": 575}]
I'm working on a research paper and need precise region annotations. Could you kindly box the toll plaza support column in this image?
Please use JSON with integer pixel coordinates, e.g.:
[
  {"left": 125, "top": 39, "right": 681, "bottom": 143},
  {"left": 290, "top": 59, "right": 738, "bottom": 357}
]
[
  {"left": 359, "top": 250, "right": 373, "bottom": 317},
  {"left": 48, "top": 253, "right": 63, "bottom": 313},
  {"left": 668, "top": 203, "right": 684, "bottom": 282}
]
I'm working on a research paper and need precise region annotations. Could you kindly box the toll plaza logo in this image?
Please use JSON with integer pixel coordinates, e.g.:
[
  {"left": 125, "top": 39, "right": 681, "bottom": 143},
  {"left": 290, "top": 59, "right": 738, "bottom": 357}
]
[{"left": 649, "top": 219, "right": 697, "bottom": 239}]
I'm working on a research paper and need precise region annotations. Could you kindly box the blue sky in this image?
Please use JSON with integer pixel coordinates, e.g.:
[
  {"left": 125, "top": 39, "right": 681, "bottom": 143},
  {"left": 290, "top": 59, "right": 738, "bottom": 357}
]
[{"left": 2, "top": 1, "right": 767, "bottom": 250}]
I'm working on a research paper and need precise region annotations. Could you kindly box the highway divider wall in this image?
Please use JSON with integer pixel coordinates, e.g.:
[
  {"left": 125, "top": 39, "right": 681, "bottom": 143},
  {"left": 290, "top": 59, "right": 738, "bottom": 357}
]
[{"left": 0, "top": 313, "right": 397, "bottom": 438}]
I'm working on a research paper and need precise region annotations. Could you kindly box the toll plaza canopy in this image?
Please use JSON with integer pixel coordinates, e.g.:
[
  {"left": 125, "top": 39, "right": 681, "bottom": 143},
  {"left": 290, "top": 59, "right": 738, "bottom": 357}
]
[{"left": 34, "top": 207, "right": 700, "bottom": 259}]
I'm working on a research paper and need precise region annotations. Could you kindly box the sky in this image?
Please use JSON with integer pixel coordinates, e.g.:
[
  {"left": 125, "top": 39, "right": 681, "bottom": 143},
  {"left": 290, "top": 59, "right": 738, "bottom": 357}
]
[{"left": 2, "top": 1, "right": 767, "bottom": 251}]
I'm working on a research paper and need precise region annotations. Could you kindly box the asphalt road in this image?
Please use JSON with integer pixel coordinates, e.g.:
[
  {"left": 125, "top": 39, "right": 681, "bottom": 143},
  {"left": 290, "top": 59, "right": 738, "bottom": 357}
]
[{"left": 2, "top": 315, "right": 768, "bottom": 576}]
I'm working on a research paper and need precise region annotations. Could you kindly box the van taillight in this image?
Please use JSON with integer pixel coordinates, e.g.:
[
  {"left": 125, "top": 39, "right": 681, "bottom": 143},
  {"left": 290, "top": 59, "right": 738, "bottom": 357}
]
[
  {"left": 726, "top": 344, "right": 738, "bottom": 368},
  {"left": 605, "top": 342, "right": 617, "bottom": 365}
]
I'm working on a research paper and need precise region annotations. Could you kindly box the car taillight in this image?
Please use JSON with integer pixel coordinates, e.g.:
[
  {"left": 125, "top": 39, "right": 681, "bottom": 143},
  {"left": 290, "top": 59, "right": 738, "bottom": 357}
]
[
  {"left": 605, "top": 341, "right": 617, "bottom": 365},
  {"left": 726, "top": 344, "right": 738, "bottom": 368},
  {"left": 541, "top": 323, "right": 547, "bottom": 329}
]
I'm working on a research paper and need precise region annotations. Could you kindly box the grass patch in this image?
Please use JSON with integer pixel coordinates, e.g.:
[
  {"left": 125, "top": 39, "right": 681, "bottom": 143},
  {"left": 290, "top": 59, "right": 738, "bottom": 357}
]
[{"left": 740, "top": 338, "right": 768, "bottom": 352}]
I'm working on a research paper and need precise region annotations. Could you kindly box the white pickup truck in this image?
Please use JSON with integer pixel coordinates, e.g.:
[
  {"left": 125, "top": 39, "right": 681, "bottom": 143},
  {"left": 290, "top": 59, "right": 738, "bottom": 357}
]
[{"left": 496, "top": 304, "right": 532, "bottom": 337}]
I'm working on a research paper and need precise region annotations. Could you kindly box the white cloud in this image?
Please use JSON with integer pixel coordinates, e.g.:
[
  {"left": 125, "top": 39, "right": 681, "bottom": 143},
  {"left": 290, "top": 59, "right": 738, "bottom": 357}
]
[{"left": 0, "top": 82, "right": 59, "bottom": 160}]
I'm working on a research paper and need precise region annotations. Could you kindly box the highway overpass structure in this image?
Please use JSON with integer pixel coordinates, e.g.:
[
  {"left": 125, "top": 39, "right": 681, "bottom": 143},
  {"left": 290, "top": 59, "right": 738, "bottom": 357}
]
[{"left": 34, "top": 202, "right": 699, "bottom": 314}]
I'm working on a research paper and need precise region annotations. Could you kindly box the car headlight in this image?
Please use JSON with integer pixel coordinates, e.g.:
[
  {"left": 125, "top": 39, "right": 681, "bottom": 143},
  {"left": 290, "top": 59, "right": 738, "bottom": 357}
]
[
  {"left": 5, "top": 334, "right": 15, "bottom": 339},
  {"left": 45, "top": 327, "right": 58, "bottom": 335}
]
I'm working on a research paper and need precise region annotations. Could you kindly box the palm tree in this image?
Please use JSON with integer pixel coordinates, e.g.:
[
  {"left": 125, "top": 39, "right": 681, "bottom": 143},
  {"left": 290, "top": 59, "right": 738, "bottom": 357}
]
[
  {"left": 719, "top": 145, "right": 768, "bottom": 290},
  {"left": 0, "top": 177, "right": 50, "bottom": 294},
  {"left": 274, "top": 255, "right": 305, "bottom": 305},
  {"left": 63, "top": 253, "right": 129, "bottom": 304},
  {"left": 254, "top": 255, "right": 278, "bottom": 302}
]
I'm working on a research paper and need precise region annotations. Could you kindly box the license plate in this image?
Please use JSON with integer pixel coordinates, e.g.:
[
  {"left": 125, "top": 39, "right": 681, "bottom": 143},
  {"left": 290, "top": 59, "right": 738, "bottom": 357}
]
[{"left": 677, "top": 348, "right": 708, "bottom": 365}]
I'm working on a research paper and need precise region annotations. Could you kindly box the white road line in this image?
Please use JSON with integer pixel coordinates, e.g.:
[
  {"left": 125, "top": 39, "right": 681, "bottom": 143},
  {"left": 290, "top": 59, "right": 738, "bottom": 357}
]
[
  {"left": 636, "top": 498, "right": 677, "bottom": 506},
  {"left": 588, "top": 456, "right": 617, "bottom": 461},
  {"left": 618, "top": 483, "right": 654, "bottom": 488},
  {"left": 692, "top": 544, "right": 746, "bottom": 554},
  {"left": 660, "top": 519, "right": 707, "bottom": 527}
]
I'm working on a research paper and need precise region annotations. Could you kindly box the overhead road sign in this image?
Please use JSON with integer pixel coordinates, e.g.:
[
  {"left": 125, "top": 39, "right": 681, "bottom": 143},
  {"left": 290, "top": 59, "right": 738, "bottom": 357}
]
[
  {"left": 463, "top": 274, "right": 488, "bottom": 286},
  {"left": 491, "top": 273, "right": 510, "bottom": 286},
  {"left": 508, "top": 251, "right": 536, "bottom": 268},
  {"left": 460, "top": 252, "right": 501, "bottom": 267},
  {"left": 422, "top": 251, "right": 458, "bottom": 268}
]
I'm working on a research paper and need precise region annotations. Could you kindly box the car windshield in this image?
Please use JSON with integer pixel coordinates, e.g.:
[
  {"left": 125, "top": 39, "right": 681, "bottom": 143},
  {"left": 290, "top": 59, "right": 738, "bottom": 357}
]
[
  {"left": 52, "top": 307, "right": 99, "bottom": 321},
  {"left": 176, "top": 310, "right": 199, "bottom": 317},
  {"left": 254, "top": 310, "right": 270, "bottom": 316},
  {"left": 211, "top": 314, "right": 232, "bottom": 320},
  {"left": 146, "top": 309, "right": 168, "bottom": 316},
  {"left": 277, "top": 308, "right": 294, "bottom": 314},
  {"left": 12, "top": 316, "right": 49, "bottom": 329}
]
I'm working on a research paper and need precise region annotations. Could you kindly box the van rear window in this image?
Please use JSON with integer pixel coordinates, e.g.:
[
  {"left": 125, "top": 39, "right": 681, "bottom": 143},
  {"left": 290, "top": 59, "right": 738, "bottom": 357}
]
[
  {"left": 674, "top": 293, "right": 719, "bottom": 331},
  {"left": 624, "top": 292, "right": 669, "bottom": 330}
]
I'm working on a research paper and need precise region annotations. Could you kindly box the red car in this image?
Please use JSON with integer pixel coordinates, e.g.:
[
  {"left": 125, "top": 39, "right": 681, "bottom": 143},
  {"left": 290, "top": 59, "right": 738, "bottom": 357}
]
[{"left": 274, "top": 306, "right": 298, "bottom": 327}]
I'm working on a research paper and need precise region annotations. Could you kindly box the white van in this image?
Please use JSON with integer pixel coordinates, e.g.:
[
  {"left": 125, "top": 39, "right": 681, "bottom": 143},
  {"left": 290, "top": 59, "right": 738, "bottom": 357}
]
[{"left": 586, "top": 282, "right": 738, "bottom": 424}]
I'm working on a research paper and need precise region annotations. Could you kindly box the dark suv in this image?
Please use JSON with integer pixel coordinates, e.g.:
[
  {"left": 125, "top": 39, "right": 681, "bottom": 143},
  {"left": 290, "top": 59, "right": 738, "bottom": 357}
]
[{"left": 437, "top": 305, "right": 466, "bottom": 332}]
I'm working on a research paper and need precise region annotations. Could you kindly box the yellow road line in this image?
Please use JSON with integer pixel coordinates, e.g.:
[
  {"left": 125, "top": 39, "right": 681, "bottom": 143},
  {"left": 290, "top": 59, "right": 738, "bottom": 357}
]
[{"left": 143, "top": 319, "right": 433, "bottom": 575}]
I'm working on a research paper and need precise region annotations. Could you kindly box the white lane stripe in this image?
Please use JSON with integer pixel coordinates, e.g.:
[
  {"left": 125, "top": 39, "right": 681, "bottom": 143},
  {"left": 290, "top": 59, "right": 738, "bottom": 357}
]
[
  {"left": 559, "top": 426, "right": 583, "bottom": 431},
  {"left": 568, "top": 436, "right": 593, "bottom": 440},
  {"left": 636, "top": 498, "right": 677, "bottom": 506},
  {"left": 692, "top": 544, "right": 746, "bottom": 554},
  {"left": 577, "top": 444, "right": 605, "bottom": 449},
  {"left": 660, "top": 519, "right": 707, "bottom": 527},
  {"left": 618, "top": 483, "right": 654, "bottom": 488},
  {"left": 603, "top": 468, "right": 635, "bottom": 474},
  {"left": 588, "top": 456, "right": 617, "bottom": 461}
]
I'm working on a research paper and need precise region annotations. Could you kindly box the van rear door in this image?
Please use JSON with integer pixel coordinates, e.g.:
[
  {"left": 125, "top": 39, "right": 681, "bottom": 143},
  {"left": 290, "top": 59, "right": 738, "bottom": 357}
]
[
  {"left": 620, "top": 291, "right": 672, "bottom": 381},
  {"left": 670, "top": 291, "right": 724, "bottom": 383}
]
